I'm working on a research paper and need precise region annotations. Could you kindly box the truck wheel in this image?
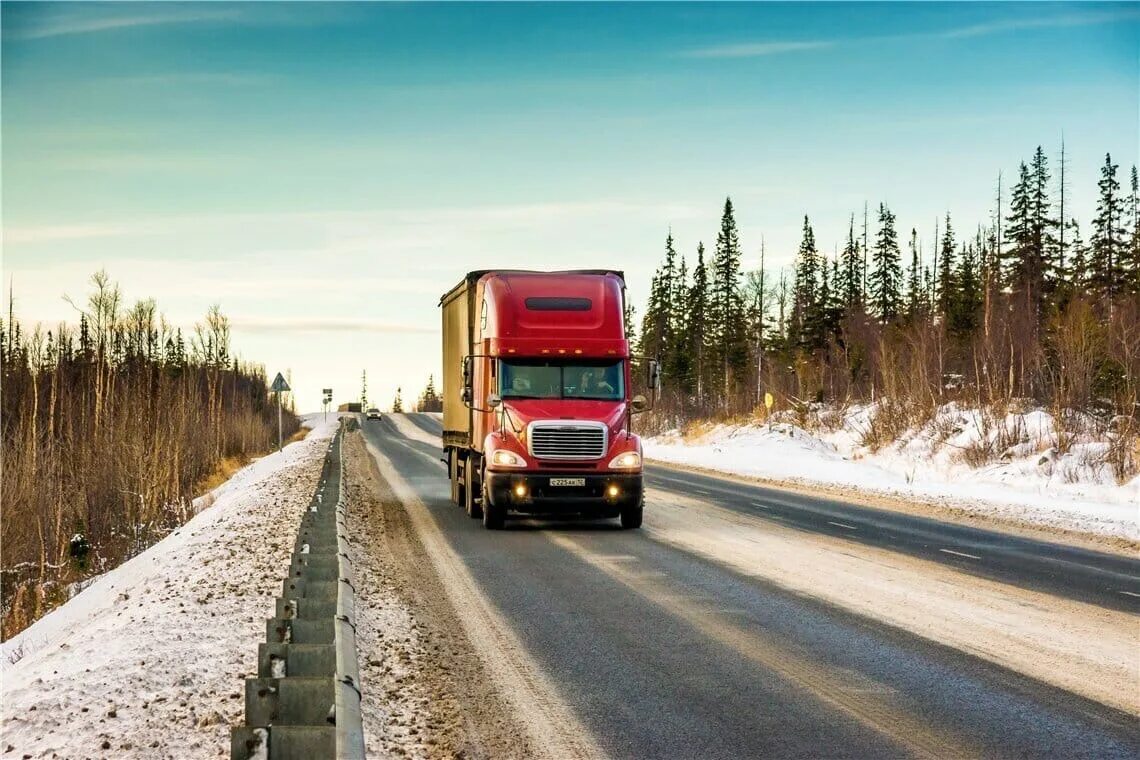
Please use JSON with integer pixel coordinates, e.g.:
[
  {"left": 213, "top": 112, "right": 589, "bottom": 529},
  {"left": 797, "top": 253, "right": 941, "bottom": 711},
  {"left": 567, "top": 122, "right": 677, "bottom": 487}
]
[
  {"left": 464, "top": 459, "right": 483, "bottom": 519},
  {"left": 619, "top": 504, "right": 643, "bottom": 530},
  {"left": 481, "top": 466, "right": 505, "bottom": 530},
  {"left": 449, "top": 450, "right": 461, "bottom": 505}
]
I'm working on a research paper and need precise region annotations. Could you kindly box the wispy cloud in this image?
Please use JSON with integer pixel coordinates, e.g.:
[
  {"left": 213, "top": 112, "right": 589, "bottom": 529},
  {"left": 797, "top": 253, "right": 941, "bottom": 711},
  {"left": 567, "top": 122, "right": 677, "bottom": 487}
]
[
  {"left": 6, "top": 7, "right": 240, "bottom": 41},
  {"left": 682, "top": 40, "right": 834, "bottom": 59},
  {"left": 95, "top": 72, "right": 271, "bottom": 88},
  {"left": 679, "top": 8, "right": 1139, "bottom": 59},
  {"left": 940, "top": 9, "right": 1140, "bottom": 39}
]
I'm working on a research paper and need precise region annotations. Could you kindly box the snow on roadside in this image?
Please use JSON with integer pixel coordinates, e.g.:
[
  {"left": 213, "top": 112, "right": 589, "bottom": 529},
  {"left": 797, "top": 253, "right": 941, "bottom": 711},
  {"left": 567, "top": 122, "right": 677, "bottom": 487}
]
[
  {"left": 645, "top": 405, "right": 1139, "bottom": 541},
  {"left": 386, "top": 413, "right": 441, "bottom": 448},
  {"left": 1, "top": 414, "right": 341, "bottom": 758}
]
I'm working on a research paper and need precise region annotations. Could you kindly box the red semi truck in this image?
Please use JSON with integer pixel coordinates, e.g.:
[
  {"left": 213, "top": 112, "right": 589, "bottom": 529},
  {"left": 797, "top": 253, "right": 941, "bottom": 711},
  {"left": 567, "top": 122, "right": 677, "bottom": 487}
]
[{"left": 440, "top": 270, "right": 660, "bottom": 530}]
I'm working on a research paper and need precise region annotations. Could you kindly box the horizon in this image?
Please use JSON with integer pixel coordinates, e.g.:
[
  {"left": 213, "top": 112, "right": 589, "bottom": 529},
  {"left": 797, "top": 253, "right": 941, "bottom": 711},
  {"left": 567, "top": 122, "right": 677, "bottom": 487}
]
[{"left": 3, "top": 1, "right": 1137, "bottom": 411}]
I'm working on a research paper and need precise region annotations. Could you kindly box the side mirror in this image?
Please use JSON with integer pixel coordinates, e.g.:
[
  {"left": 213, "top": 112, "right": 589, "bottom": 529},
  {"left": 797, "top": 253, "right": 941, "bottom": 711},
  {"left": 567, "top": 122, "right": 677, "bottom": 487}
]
[
  {"left": 487, "top": 393, "right": 502, "bottom": 409},
  {"left": 630, "top": 394, "right": 648, "bottom": 413},
  {"left": 647, "top": 359, "right": 662, "bottom": 392}
]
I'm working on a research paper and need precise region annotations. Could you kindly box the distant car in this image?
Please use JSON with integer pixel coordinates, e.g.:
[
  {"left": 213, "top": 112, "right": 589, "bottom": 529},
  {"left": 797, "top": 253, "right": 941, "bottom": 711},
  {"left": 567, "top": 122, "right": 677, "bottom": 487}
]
[{"left": 366, "top": 408, "right": 382, "bottom": 420}]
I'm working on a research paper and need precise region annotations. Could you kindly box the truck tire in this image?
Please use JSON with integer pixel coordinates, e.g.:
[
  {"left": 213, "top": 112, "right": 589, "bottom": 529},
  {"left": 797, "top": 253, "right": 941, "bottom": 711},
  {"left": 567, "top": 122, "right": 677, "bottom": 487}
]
[
  {"left": 449, "top": 450, "right": 461, "bottom": 505},
  {"left": 464, "top": 458, "right": 483, "bottom": 519},
  {"left": 619, "top": 504, "right": 643, "bottom": 530},
  {"left": 481, "top": 466, "right": 505, "bottom": 530}
]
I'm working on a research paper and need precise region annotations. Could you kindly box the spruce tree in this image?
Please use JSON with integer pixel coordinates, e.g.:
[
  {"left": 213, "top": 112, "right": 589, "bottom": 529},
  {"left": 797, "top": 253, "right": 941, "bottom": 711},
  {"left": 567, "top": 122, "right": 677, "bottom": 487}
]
[
  {"left": 661, "top": 231, "right": 679, "bottom": 352},
  {"left": 840, "top": 216, "right": 862, "bottom": 309},
  {"left": 869, "top": 203, "right": 903, "bottom": 321},
  {"left": 905, "top": 227, "right": 922, "bottom": 320},
  {"left": 792, "top": 215, "right": 820, "bottom": 346},
  {"left": 937, "top": 213, "right": 956, "bottom": 318},
  {"left": 1003, "top": 161, "right": 1033, "bottom": 291},
  {"left": 688, "top": 243, "right": 710, "bottom": 399},
  {"left": 710, "top": 198, "right": 747, "bottom": 397},
  {"left": 951, "top": 241, "right": 982, "bottom": 337},
  {"left": 1090, "top": 153, "right": 1126, "bottom": 301},
  {"left": 1127, "top": 165, "right": 1140, "bottom": 293},
  {"left": 667, "top": 255, "right": 693, "bottom": 394},
  {"left": 1030, "top": 146, "right": 1060, "bottom": 298},
  {"left": 1065, "top": 219, "right": 1088, "bottom": 291}
]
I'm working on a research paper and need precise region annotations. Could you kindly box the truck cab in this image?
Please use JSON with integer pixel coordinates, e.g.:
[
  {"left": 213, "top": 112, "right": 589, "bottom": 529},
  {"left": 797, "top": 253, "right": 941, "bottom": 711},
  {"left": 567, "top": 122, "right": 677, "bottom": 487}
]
[{"left": 441, "top": 270, "right": 658, "bottom": 530}]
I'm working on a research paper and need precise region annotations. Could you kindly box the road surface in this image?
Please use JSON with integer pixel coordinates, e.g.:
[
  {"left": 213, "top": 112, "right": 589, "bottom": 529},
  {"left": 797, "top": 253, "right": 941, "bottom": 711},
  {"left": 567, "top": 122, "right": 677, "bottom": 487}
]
[{"left": 361, "top": 412, "right": 1139, "bottom": 759}]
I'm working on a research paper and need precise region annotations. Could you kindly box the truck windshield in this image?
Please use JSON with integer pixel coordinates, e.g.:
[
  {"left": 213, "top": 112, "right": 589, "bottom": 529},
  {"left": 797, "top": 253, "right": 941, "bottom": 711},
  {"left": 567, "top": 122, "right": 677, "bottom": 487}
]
[{"left": 499, "top": 359, "right": 624, "bottom": 401}]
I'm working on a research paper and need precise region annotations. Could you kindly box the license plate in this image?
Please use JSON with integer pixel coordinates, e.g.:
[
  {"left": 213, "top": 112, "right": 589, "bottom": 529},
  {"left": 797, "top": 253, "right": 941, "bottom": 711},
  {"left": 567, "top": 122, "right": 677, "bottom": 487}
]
[{"left": 549, "top": 477, "right": 586, "bottom": 487}]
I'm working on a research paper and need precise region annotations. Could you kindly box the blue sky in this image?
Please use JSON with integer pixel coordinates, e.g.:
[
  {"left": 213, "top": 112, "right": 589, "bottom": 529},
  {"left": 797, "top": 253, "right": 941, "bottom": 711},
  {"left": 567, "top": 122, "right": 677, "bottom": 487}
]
[{"left": 3, "top": 2, "right": 1137, "bottom": 411}]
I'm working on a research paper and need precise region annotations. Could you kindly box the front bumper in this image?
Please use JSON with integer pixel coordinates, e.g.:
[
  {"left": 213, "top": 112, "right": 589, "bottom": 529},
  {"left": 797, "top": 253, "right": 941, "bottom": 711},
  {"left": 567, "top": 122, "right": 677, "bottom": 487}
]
[{"left": 484, "top": 471, "right": 643, "bottom": 515}]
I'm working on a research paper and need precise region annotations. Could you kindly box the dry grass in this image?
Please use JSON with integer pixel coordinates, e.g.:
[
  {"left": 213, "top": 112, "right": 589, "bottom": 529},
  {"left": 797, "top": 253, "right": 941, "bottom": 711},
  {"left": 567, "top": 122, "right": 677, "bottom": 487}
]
[
  {"left": 286, "top": 425, "right": 311, "bottom": 445},
  {"left": 195, "top": 454, "right": 252, "bottom": 494}
]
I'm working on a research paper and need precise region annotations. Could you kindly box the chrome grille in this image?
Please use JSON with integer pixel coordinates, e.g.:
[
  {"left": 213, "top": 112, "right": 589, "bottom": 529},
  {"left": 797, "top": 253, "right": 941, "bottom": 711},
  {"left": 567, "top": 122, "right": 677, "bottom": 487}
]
[{"left": 528, "top": 422, "right": 607, "bottom": 460}]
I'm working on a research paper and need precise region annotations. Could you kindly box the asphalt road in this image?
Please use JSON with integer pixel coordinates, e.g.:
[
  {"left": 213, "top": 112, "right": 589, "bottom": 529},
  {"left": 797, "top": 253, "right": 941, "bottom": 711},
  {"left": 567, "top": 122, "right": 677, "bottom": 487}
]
[{"left": 364, "top": 413, "right": 1139, "bottom": 759}]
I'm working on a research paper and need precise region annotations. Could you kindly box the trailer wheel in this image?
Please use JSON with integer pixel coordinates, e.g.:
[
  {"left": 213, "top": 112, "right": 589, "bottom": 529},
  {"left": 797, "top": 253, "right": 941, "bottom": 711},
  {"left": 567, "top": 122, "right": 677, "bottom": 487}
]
[
  {"left": 449, "top": 450, "right": 461, "bottom": 505},
  {"left": 619, "top": 504, "right": 643, "bottom": 530},
  {"left": 464, "top": 457, "right": 483, "bottom": 519}
]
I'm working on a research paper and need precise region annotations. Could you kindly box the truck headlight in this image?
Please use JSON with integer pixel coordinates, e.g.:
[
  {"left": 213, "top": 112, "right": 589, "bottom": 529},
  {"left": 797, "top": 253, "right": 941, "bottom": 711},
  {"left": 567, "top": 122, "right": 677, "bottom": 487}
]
[
  {"left": 608, "top": 451, "right": 641, "bottom": 469},
  {"left": 491, "top": 449, "right": 526, "bottom": 468}
]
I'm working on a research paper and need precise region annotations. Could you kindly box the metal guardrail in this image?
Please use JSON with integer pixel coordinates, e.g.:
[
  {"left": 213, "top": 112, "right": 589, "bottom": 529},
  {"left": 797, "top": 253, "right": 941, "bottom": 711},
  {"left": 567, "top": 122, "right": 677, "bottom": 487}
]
[{"left": 232, "top": 421, "right": 365, "bottom": 759}]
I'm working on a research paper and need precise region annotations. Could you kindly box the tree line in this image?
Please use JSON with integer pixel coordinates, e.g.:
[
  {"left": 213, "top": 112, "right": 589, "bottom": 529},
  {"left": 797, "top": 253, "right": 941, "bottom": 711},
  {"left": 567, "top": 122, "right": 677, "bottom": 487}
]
[
  {"left": 636, "top": 148, "right": 1140, "bottom": 481},
  {"left": 1, "top": 271, "right": 299, "bottom": 638}
]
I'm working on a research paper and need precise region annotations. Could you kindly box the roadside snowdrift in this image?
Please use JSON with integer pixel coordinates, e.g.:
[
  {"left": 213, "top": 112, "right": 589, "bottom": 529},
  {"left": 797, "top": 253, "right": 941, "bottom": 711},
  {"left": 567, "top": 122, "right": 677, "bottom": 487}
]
[
  {"left": 646, "top": 405, "right": 1139, "bottom": 541},
  {"left": 1, "top": 415, "right": 340, "bottom": 758}
]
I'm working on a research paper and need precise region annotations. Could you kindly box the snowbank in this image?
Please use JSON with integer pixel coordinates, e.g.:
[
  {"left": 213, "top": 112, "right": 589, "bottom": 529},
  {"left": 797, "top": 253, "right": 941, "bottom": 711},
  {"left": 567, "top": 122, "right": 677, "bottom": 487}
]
[
  {"left": 645, "top": 405, "right": 1139, "bottom": 541},
  {"left": 1, "top": 414, "right": 341, "bottom": 758}
]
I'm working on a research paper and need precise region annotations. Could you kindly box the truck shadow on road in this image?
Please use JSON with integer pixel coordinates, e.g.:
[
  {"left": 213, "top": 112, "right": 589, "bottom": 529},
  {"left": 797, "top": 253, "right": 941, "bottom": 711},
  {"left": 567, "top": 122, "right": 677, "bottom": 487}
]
[{"left": 497, "top": 519, "right": 630, "bottom": 533}]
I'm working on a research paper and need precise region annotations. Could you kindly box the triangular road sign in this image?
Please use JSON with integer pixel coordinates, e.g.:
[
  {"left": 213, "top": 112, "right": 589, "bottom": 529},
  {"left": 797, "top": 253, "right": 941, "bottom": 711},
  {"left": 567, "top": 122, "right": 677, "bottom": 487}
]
[{"left": 270, "top": 372, "right": 291, "bottom": 392}]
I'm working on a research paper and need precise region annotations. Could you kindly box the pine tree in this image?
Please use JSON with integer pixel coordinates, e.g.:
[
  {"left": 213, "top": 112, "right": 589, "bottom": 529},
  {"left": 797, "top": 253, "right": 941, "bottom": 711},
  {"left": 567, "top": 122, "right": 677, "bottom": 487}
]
[
  {"left": 667, "top": 255, "right": 692, "bottom": 393},
  {"left": 840, "top": 216, "right": 862, "bottom": 309},
  {"left": 1127, "top": 165, "right": 1140, "bottom": 293},
  {"left": 905, "top": 227, "right": 923, "bottom": 320},
  {"left": 937, "top": 213, "right": 956, "bottom": 318},
  {"left": 869, "top": 203, "right": 903, "bottom": 321},
  {"left": 1030, "top": 146, "right": 1060, "bottom": 299},
  {"left": 1090, "top": 153, "right": 1126, "bottom": 301},
  {"left": 710, "top": 198, "right": 748, "bottom": 397},
  {"left": 623, "top": 301, "right": 639, "bottom": 351},
  {"left": 392, "top": 387, "right": 403, "bottom": 413},
  {"left": 638, "top": 267, "right": 668, "bottom": 360},
  {"left": 792, "top": 215, "right": 820, "bottom": 345},
  {"left": 1065, "top": 219, "right": 1088, "bottom": 290},
  {"left": 950, "top": 241, "right": 982, "bottom": 337},
  {"left": 688, "top": 242, "right": 710, "bottom": 399},
  {"left": 1003, "top": 161, "right": 1033, "bottom": 291},
  {"left": 661, "top": 231, "right": 679, "bottom": 352},
  {"left": 417, "top": 375, "right": 442, "bottom": 412}
]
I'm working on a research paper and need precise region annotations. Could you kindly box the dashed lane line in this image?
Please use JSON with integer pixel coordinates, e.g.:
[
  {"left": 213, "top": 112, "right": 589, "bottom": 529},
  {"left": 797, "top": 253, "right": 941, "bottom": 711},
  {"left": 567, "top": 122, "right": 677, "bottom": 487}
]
[{"left": 939, "top": 548, "right": 982, "bottom": 560}]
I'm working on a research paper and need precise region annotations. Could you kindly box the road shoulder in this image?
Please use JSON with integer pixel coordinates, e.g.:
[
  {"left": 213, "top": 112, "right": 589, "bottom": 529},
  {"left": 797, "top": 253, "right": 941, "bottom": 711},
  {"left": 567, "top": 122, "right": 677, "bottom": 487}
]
[
  {"left": 648, "top": 458, "right": 1140, "bottom": 557},
  {"left": 343, "top": 430, "right": 543, "bottom": 759}
]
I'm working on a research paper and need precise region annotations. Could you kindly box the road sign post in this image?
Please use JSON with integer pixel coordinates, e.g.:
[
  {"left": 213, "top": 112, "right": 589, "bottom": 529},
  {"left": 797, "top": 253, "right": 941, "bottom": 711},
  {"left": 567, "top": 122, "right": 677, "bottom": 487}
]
[
  {"left": 271, "top": 372, "right": 291, "bottom": 451},
  {"left": 323, "top": 388, "right": 333, "bottom": 422}
]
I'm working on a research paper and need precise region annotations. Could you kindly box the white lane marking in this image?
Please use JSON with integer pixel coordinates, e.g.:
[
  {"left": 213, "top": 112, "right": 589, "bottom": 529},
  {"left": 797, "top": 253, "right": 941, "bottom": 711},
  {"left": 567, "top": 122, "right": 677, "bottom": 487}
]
[
  {"left": 751, "top": 501, "right": 771, "bottom": 510},
  {"left": 939, "top": 548, "right": 981, "bottom": 560},
  {"left": 693, "top": 488, "right": 717, "bottom": 496},
  {"left": 1119, "top": 590, "right": 1140, "bottom": 598},
  {"left": 827, "top": 521, "right": 857, "bottom": 530}
]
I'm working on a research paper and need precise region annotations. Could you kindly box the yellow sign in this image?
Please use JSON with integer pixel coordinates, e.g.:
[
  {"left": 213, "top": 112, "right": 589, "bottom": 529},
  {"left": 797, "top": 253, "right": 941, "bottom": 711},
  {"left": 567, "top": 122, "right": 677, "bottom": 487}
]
[{"left": 764, "top": 392, "right": 774, "bottom": 410}]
